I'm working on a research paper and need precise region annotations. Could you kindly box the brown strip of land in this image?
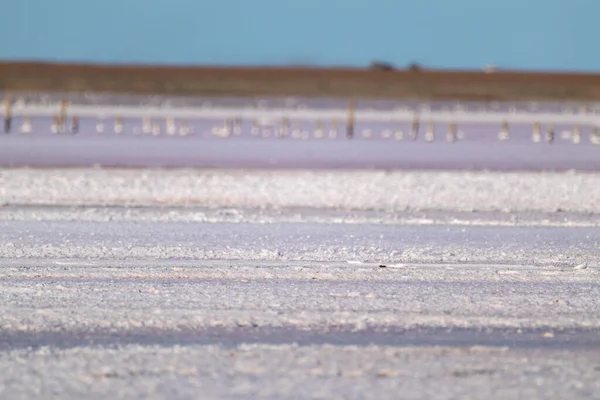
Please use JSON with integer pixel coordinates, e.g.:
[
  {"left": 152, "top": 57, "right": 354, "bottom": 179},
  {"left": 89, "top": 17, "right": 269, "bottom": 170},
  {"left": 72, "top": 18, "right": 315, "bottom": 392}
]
[{"left": 2, "top": 62, "right": 600, "bottom": 101}]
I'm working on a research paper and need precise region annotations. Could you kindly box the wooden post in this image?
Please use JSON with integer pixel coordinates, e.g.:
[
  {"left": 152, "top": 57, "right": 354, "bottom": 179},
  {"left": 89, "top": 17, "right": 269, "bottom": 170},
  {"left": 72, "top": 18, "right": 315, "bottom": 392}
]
[
  {"left": 346, "top": 99, "right": 355, "bottom": 139},
  {"left": 3, "top": 93, "right": 11, "bottom": 133},
  {"left": 411, "top": 114, "right": 419, "bottom": 140}
]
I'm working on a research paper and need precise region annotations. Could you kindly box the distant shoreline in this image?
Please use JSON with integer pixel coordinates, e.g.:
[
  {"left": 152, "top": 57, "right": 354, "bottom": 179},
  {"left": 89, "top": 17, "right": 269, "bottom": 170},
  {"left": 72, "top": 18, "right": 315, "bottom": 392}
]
[{"left": 2, "top": 61, "right": 600, "bottom": 101}]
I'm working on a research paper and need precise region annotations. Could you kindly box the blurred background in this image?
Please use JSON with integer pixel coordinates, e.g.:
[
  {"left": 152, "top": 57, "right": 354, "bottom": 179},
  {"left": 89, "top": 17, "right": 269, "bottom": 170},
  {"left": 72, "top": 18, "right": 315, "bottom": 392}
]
[{"left": 0, "top": 0, "right": 597, "bottom": 71}]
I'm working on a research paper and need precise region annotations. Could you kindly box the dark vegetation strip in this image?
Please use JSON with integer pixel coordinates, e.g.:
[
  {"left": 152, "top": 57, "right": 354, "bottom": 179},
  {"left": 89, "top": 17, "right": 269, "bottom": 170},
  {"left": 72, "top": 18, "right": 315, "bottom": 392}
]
[{"left": 2, "top": 62, "right": 600, "bottom": 101}]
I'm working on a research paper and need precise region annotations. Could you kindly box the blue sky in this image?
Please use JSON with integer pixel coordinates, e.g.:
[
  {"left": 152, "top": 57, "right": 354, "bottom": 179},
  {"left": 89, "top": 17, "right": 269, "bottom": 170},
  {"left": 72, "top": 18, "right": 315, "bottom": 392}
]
[{"left": 0, "top": 0, "right": 596, "bottom": 71}]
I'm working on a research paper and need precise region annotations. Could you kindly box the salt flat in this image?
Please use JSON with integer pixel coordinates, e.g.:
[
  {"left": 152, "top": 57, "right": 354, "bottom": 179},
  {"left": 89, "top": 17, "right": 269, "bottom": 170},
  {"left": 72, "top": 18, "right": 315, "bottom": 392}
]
[{"left": 0, "top": 169, "right": 598, "bottom": 399}]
